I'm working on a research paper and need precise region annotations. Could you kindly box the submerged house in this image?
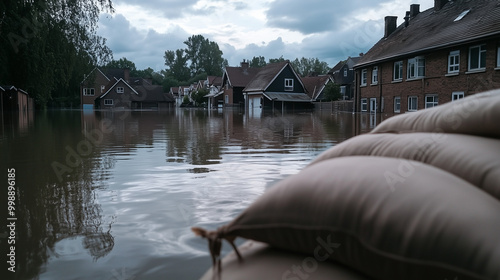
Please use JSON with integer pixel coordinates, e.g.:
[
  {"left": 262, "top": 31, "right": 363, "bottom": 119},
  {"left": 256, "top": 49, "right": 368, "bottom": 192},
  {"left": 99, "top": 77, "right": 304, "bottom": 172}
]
[
  {"left": 329, "top": 56, "right": 361, "bottom": 100},
  {"left": 243, "top": 61, "right": 312, "bottom": 114},
  {"left": 354, "top": 0, "right": 500, "bottom": 113},
  {"left": 216, "top": 60, "right": 261, "bottom": 108},
  {"left": 301, "top": 75, "right": 335, "bottom": 101},
  {"left": 80, "top": 68, "right": 174, "bottom": 110}
]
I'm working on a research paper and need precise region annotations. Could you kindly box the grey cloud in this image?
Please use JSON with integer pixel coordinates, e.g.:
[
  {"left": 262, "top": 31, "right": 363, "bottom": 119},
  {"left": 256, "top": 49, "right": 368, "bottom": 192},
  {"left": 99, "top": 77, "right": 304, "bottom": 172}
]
[
  {"left": 117, "top": 0, "right": 200, "bottom": 18},
  {"left": 266, "top": 0, "right": 385, "bottom": 34}
]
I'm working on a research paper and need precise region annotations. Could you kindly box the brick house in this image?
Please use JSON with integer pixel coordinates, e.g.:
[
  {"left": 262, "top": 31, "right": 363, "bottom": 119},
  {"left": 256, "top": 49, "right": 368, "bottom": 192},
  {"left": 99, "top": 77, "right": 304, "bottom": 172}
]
[
  {"left": 354, "top": 0, "right": 500, "bottom": 113},
  {"left": 219, "top": 60, "right": 261, "bottom": 108},
  {"left": 81, "top": 68, "right": 174, "bottom": 110}
]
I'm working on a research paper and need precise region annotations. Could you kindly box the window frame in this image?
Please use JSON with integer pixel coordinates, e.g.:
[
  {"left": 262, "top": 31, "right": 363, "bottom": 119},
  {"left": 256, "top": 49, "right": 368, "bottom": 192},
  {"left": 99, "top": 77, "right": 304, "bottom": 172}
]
[
  {"left": 394, "top": 96, "right": 401, "bottom": 113},
  {"left": 284, "top": 78, "right": 294, "bottom": 91},
  {"left": 116, "top": 87, "right": 125, "bottom": 93},
  {"left": 497, "top": 46, "right": 500, "bottom": 68},
  {"left": 104, "top": 99, "right": 113, "bottom": 105},
  {"left": 407, "top": 56, "right": 425, "bottom": 79},
  {"left": 344, "top": 68, "right": 348, "bottom": 77},
  {"left": 468, "top": 44, "right": 486, "bottom": 71},
  {"left": 83, "top": 88, "right": 95, "bottom": 96},
  {"left": 425, "top": 94, "right": 438, "bottom": 109},
  {"left": 393, "top": 61, "right": 403, "bottom": 81},
  {"left": 372, "top": 66, "right": 378, "bottom": 84},
  {"left": 452, "top": 92, "right": 465, "bottom": 101},
  {"left": 448, "top": 50, "right": 460, "bottom": 74},
  {"left": 408, "top": 96, "right": 418, "bottom": 112},
  {"left": 361, "top": 69, "right": 367, "bottom": 86},
  {"left": 361, "top": 98, "right": 367, "bottom": 112}
]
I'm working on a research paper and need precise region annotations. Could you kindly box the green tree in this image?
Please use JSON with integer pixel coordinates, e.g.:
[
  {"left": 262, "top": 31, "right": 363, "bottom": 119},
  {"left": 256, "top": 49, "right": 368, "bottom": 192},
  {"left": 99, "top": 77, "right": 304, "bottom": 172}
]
[
  {"left": 192, "top": 88, "right": 209, "bottom": 106},
  {"left": 0, "top": 0, "right": 114, "bottom": 108},
  {"left": 250, "top": 56, "right": 267, "bottom": 68},
  {"left": 105, "top": 57, "right": 137, "bottom": 73},
  {"left": 323, "top": 82, "right": 342, "bottom": 101},
  {"left": 183, "top": 35, "right": 225, "bottom": 76},
  {"left": 268, "top": 56, "right": 287, "bottom": 64},
  {"left": 164, "top": 49, "right": 191, "bottom": 82},
  {"left": 291, "top": 57, "right": 330, "bottom": 76}
]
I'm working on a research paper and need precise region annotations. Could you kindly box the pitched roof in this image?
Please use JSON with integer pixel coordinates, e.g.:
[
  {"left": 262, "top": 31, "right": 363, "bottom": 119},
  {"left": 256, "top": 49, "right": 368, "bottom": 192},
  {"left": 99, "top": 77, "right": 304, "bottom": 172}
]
[
  {"left": 133, "top": 85, "right": 175, "bottom": 102},
  {"left": 99, "top": 78, "right": 139, "bottom": 98},
  {"left": 244, "top": 61, "right": 295, "bottom": 92},
  {"left": 224, "top": 66, "right": 260, "bottom": 87},
  {"left": 301, "top": 75, "right": 332, "bottom": 100},
  {"left": 356, "top": 0, "right": 500, "bottom": 68}
]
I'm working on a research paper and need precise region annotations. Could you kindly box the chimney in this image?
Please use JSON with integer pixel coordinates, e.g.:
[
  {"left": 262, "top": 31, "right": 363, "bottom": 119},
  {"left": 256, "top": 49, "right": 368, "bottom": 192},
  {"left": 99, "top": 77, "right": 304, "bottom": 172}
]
[
  {"left": 434, "top": 0, "right": 447, "bottom": 11},
  {"left": 410, "top": 4, "right": 420, "bottom": 18},
  {"left": 240, "top": 59, "right": 249, "bottom": 69},
  {"left": 384, "top": 16, "right": 398, "bottom": 38},
  {"left": 404, "top": 11, "right": 410, "bottom": 27}
]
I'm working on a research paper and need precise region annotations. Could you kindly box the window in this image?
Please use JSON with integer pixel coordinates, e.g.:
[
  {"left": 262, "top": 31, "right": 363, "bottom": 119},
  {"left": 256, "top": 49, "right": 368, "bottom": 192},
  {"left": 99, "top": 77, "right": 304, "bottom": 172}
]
[
  {"left": 448, "top": 51, "right": 460, "bottom": 73},
  {"left": 101, "top": 85, "right": 106, "bottom": 93},
  {"left": 393, "top": 61, "right": 403, "bottom": 81},
  {"left": 285, "top": 79, "right": 294, "bottom": 91},
  {"left": 340, "top": 86, "right": 346, "bottom": 100},
  {"left": 344, "top": 68, "right": 348, "bottom": 77},
  {"left": 407, "top": 56, "right": 425, "bottom": 79},
  {"left": 83, "top": 88, "right": 95, "bottom": 96},
  {"left": 425, "top": 95, "right": 438, "bottom": 109},
  {"left": 452, "top": 92, "right": 465, "bottom": 101},
  {"left": 408, "top": 96, "right": 418, "bottom": 111},
  {"left": 372, "top": 66, "right": 378, "bottom": 84},
  {"left": 116, "top": 87, "right": 124, "bottom": 93},
  {"left": 361, "top": 69, "right": 367, "bottom": 86},
  {"left": 394, "top": 97, "right": 401, "bottom": 113},
  {"left": 225, "top": 95, "right": 229, "bottom": 104},
  {"left": 361, "top": 98, "right": 367, "bottom": 112},
  {"left": 469, "top": 44, "right": 486, "bottom": 71},
  {"left": 104, "top": 99, "right": 113, "bottom": 105},
  {"left": 497, "top": 46, "right": 500, "bottom": 68}
]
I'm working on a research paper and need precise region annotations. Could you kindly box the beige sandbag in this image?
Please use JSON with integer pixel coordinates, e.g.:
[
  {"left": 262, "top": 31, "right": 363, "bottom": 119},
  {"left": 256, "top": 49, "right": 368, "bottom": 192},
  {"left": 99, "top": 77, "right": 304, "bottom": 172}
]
[
  {"left": 199, "top": 241, "right": 371, "bottom": 280},
  {"left": 309, "top": 133, "right": 500, "bottom": 200},
  {"left": 371, "top": 89, "right": 500, "bottom": 138},
  {"left": 194, "top": 156, "right": 500, "bottom": 280}
]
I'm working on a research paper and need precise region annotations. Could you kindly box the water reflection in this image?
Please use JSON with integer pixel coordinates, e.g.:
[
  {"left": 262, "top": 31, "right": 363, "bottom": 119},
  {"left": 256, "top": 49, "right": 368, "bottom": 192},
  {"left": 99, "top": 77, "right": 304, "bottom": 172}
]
[{"left": 0, "top": 109, "right": 390, "bottom": 279}]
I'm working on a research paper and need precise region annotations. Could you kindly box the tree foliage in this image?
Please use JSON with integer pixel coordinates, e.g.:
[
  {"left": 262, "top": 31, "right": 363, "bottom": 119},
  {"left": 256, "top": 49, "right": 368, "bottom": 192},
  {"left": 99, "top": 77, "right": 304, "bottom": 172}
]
[
  {"left": 323, "top": 82, "right": 342, "bottom": 102},
  {"left": 291, "top": 57, "right": 330, "bottom": 77},
  {"left": 249, "top": 56, "right": 267, "bottom": 68},
  {"left": 181, "top": 34, "right": 226, "bottom": 77},
  {"left": 0, "top": 0, "right": 114, "bottom": 108}
]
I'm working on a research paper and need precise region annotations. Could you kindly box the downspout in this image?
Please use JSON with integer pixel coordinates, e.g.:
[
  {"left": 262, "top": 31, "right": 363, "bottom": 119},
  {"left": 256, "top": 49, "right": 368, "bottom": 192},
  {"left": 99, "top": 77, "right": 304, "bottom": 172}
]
[{"left": 379, "top": 65, "right": 383, "bottom": 113}]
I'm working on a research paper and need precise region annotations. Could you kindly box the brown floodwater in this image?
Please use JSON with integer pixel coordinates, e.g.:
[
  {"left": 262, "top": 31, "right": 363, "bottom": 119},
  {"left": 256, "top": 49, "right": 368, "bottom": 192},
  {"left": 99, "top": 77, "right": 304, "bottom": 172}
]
[{"left": 0, "top": 108, "right": 389, "bottom": 280}]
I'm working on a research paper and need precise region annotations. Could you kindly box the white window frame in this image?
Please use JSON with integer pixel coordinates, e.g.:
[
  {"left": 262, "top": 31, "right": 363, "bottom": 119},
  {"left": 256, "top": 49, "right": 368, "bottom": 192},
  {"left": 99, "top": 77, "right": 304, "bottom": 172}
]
[
  {"left": 361, "top": 98, "right": 367, "bottom": 112},
  {"left": 448, "top": 50, "right": 460, "bottom": 73},
  {"left": 285, "top": 79, "right": 294, "bottom": 91},
  {"left": 361, "top": 69, "right": 367, "bottom": 86},
  {"left": 116, "top": 87, "right": 124, "bottom": 93},
  {"left": 408, "top": 96, "right": 418, "bottom": 112},
  {"left": 372, "top": 66, "right": 378, "bottom": 84},
  {"left": 407, "top": 56, "right": 425, "bottom": 79},
  {"left": 369, "top": 98, "right": 377, "bottom": 113},
  {"left": 225, "top": 95, "right": 229, "bottom": 104},
  {"left": 393, "top": 61, "right": 403, "bottom": 81},
  {"left": 104, "top": 99, "right": 113, "bottom": 105},
  {"left": 425, "top": 94, "right": 438, "bottom": 109},
  {"left": 83, "top": 88, "right": 95, "bottom": 96},
  {"left": 394, "top": 96, "right": 401, "bottom": 113},
  {"left": 468, "top": 44, "right": 486, "bottom": 71},
  {"left": 452, "top": 92, "right": 465, "bottom": 101}
]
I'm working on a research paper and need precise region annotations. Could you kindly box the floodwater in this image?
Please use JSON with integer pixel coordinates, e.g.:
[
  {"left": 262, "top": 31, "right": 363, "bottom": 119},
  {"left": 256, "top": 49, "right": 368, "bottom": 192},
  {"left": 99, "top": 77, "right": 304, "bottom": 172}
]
[{"left": 0, "top": 108, "right": 388, "bottom": 280}]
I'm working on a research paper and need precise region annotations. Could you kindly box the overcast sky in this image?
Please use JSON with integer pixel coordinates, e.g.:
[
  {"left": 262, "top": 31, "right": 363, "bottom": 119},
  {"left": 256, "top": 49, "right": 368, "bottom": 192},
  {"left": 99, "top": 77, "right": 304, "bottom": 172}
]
[{"left": 97, "top": 0, "right": 434, "bottom": 71}]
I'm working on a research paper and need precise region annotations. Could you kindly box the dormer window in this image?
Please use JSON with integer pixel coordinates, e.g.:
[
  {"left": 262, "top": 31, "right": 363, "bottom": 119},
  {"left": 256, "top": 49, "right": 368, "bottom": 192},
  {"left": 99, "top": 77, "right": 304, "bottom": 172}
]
[
  {"left": 285, "top": 79, "right": 294, "bottom": 91},
  {"left": 116, "top": 87, "right": 124, "bottom": 93}
]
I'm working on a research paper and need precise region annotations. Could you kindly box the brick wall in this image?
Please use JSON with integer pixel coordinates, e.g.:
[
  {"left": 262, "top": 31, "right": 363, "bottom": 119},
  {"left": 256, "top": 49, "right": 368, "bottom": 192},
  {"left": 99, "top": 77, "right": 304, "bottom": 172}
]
[{"left": 356, "top": 38, "right": 500, "bottom": 113}]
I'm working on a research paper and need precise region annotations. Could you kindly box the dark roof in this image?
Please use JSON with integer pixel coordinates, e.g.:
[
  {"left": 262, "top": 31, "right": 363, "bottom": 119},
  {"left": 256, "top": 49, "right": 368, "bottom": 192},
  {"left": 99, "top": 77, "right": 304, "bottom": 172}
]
[
  {"left": 208, "top": 76, "right": 222, "bottom": 86},
  {"left": 328, "top": 57, "right": 361, "bottom": 74},
  {"left": 224, "top": 66, "right": 260, "bottom": 87},
  {"left": 133, "top": 85, "right": 175, "bottom": 102},
  {"left": 356, "top": 0, "right": 500, "bottom": 68},
  {"left": 301, "top": 76, "right": 331, "bottom": 99},
  {"left": 103, "top": 68, "right": 128, "bottom": 80},
  {"left": 244, "top": 61, "right": 290, "bottom": 92}
]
